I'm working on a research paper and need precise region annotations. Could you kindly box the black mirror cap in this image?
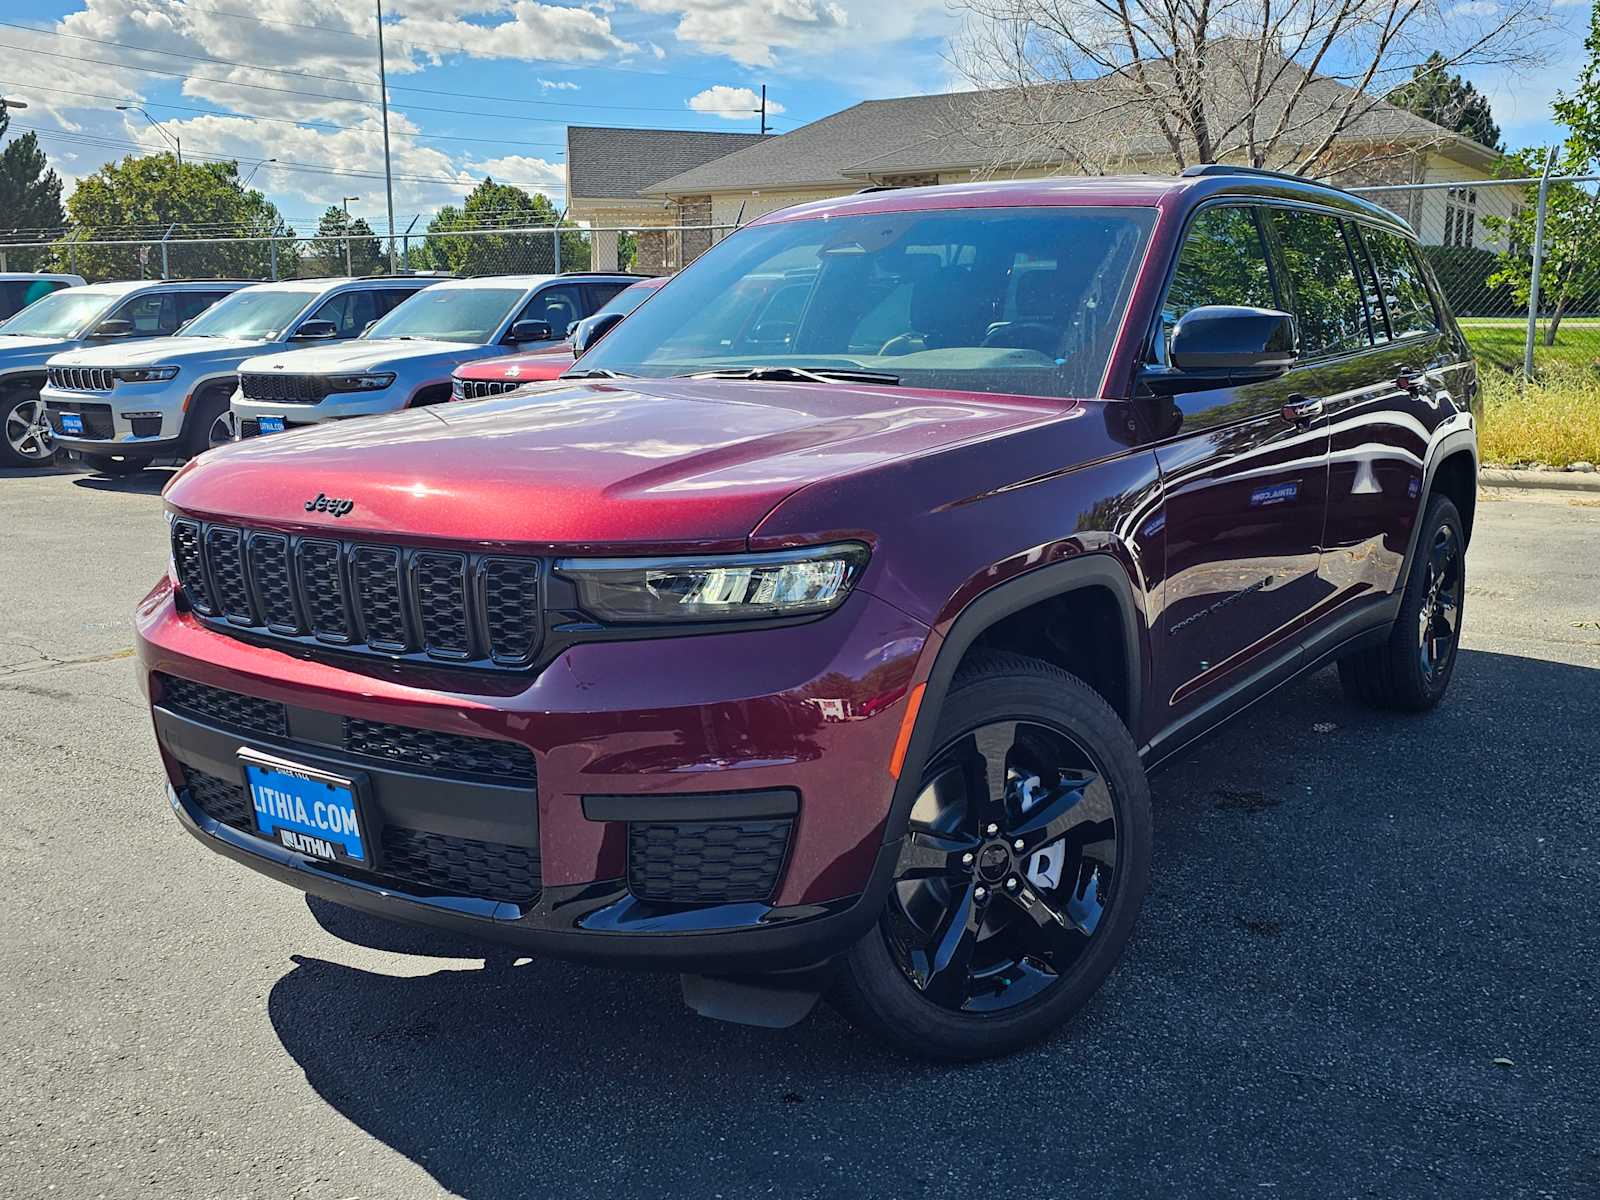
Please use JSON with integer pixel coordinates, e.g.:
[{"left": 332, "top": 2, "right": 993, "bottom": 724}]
[
  {"left": 93, "top": 319, "right": 135, "bottom": 338},
  {"left": 508, "top": 319, "right": 554, "bottom": 343},
  {"left": 1170, "top": 305, "right": 1298, "bottom": 375},
  {"left": 293, "top": 319, "right": 339, "bottom": 340},
  {"left": 571, "top": 310, "right": 626, "bottom": 357}
]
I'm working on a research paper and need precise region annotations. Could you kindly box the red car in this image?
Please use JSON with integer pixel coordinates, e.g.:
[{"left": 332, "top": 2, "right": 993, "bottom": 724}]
[
  {"left": 139, "top": 169, "right": 1476, "bottom": 1059},
  {"left": 451, "top": 276, "right": 667, "bottom": 399}
]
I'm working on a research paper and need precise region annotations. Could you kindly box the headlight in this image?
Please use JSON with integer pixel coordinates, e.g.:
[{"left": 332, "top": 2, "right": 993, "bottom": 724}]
[
  {"left": 450, "top": 377, "right": 466, "bottom": 400},
  {"left": 114, "top": 365, "right": 180, "bottom": 383},
  {"left": 327, "top": 372, "right": 396, "bottom": 392},
  {"left": 556, "top": 543, "right": 869, "bottom": 624}
]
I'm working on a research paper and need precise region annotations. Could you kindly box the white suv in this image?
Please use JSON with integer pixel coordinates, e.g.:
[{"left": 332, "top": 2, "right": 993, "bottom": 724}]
[
  {"left": 42, "top": 276, "right": 437, "bottom": 475},
  {"left": 232, "top": 273, "right": 639, "bottom": 437},
  {"left": 1, "top": 279, "right": 245, "bottom": 469}
]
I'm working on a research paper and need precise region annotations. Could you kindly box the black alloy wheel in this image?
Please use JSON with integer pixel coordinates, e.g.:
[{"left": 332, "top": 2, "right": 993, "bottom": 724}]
[{"left": 1417, "top": 522, "right": 1463, "bottom": 686}]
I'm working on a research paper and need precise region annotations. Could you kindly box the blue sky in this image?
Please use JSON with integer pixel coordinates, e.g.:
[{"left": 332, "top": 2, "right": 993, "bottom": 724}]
[{"left": 0, "top": 0, "right": 1587, "bottom": 239}]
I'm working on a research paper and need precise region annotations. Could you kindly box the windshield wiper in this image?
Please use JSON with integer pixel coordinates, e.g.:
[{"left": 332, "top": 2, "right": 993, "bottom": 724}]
[
  {"left": 685, "top": 365, "right": 900, "bottom": 386},
  {"left": 562, "top": 367, "right": 632, "bottom": 380}
]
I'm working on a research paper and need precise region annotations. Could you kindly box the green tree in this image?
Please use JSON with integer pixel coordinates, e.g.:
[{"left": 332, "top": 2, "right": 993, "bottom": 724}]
[
  {"left": 53, "top": 153, "right": 289, "bottom": 281},
  {"left": 0, "top": 107, "right": 66, "bottom": 271},
  {"left": 409, "top": 178, "right": 588, "bottom": 275},
  {"left": 1390, "top": 53, "right": 1503, "bottom": 152},
  {"left": 304, "top": 206, "right": 383, "bottom": 277},
  {"left": 1483, "top": 7, "right": 1600, "bottom": 349}
]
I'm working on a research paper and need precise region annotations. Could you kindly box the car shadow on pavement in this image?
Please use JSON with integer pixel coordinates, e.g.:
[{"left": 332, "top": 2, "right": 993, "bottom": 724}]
[
  {"left": 267, "top": 647, "right": 1600, "bottom": 1199},
  {"left": 70, "top": 466, "right": 175, "bottom": 495}
]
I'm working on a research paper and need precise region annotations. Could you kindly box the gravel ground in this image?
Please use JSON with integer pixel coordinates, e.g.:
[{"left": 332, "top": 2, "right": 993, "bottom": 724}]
[{"left": 1, "top": 465, "right": 1596, "bottom": 1200}]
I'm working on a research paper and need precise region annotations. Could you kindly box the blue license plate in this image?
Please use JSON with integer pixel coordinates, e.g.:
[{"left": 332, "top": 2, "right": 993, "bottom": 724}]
[
  {"left": 242, "top": 752, "right": 366, "bottom": 863},
  {"left": 258, "top": 416, "right": 285, "bottom": 434},
  {"left": 59, "top": 412, "right": 84, "bottom": 435}
]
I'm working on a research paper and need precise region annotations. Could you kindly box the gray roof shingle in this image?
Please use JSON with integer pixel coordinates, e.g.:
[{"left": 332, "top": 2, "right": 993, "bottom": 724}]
[{"left": 566, "top": 126, "right": 770, "bottom": 200}]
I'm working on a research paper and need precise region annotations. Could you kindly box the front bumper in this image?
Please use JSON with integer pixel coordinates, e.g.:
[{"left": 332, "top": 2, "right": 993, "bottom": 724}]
[
  {"left": 42, "top": 381, "right": 184, "bottom": 450},
  {"left": 137, "top": 576, "right": 930, "bottom": 971}
]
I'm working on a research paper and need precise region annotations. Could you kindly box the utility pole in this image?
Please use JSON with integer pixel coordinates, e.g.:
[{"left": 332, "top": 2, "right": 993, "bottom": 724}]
[
  {"left": 759, "top": 85, "right": 767, "bottom": 136},
  {"left": 376, "top": 0, "right": 399, "bottom": 274},
  {"left": 342, "top": 196, "right": 360, "bottom": 275},
  {"left": 1523, "top": 146, "right": 1558, "bottom": 380}
]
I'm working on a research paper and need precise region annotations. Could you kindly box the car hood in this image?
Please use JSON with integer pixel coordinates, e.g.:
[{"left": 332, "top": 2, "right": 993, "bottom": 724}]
[
  {"left": 0, "top": 336, "right": 82, "bottom": 368},
  {"left": 242, "top": 338, "right": 488, "bottom": 375},
  {"left": 458, "top": 350, "right": 575, "bottom": 382},
  {"left": 165, "top": 377, "right": 1065, "bottom": 549},
  {"left": 48, "top": 336, "right": 266, "bottom": 367}
]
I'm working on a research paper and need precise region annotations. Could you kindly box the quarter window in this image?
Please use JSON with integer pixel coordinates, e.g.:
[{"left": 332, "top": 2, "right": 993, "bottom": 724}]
[
  {"left": 1265, "top": 209, "right": 1371, "bottom": 358},
  {"left": 1364, "top": 229, "right": 1439, "bottom": 338},
  {"left": 1162, "top": 205, "right": 1277, "bottom": 355}
]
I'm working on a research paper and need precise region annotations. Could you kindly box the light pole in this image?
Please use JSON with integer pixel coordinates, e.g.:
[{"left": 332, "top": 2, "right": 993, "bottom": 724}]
[
  {"left": 375, "top": 0, "right": 398, "bottom": 273},
  {"left": 116, "top": 104, "right": 181, "bottom": 166},
  {"left": 240, "top": 157, "right": 277, "bottom": 188},
  {"left": 0, "top": 97, "right": 27, "bottom": 115},
  {"left": 341, "top": 196, "right": 360, "bottom": 275}
]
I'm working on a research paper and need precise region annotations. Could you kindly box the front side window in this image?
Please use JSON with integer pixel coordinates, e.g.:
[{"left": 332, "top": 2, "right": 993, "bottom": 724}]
[
  {"left": 177, "top": 291, "right": 230, "bottom": 325},
  {"left": 1364, "top": 229, "right": 1439, "bottom": 339},
  {"left": 310, "top": 289, "right": 380, "bottom": 337},
  {"left": 182, "top": 289, "right": 318, "bottom": 340},
  {"left": 519, "top": 283, "right": 586, "bottom": 336},
  {"left": 108, "top": 293, "right": 178, "bottom": 336},
  {"left": 578, "top": 206, "right": 1156, "bottom": 399},
  {"left": 364, "top": 287, "right": 525, "bottom": 344},
  {"left": 1266, "top": 208, "right": 1371, "bottom": 358},
  {"left": 1161, "top": 205, "right": 1278, "bottom": 356},
  {"left": 0, "top": 288, "right": 118, "bottom": 338}
]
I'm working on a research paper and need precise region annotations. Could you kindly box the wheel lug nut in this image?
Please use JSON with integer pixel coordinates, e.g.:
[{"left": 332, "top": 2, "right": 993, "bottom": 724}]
[
  {"left": 1006, "top": 877, "right": 1019, "bottom": 891},
  {"left": 961, "top": 852, "right": 975, "bottom": 867},
  {"left": 1013, "top": 839, "right": 1025, "bottom": 852},
  {"left": 974, "top": 886, "right": 987, "bottom": 900},
  {"left": 985, "top": 823, "right": 999, "bottom": 836}
]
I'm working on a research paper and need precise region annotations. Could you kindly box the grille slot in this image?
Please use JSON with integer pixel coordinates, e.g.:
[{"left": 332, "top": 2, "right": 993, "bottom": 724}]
[
  {"left": 628, "top": 819, "right": 792, "bottom": 905},
  {"left": 203, "top": 526, "right": 253, "bottom": 623},
  {"left": 297, "top": 539, "right": 350, "bottom": 641},
  {"left": 171, "top": 518, "right": 212, "bottom": 614},
  {"left": 414, "top": 552, "right": 471, "bottom": 658},
  {"left": 344, "top": 717, "right": 537, "bottom": 783},
  {"left": 179, "top": 767, "right": 541, "bottom": 905},
  {"left": 168, "top": 519, "right": 543, "bottom": 670},
  {"left": 159, "top": 674, "right": 287, "bottom": 738}
]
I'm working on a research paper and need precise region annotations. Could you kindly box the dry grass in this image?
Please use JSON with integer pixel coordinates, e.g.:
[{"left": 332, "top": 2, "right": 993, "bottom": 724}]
[{"left": 1478, "top": 363, "right": 1600, "bottom": 468}]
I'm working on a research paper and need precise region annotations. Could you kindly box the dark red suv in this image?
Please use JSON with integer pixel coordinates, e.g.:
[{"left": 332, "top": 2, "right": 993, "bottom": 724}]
[{"left": 137, "top": 167, "right": 1477, "bottom": 1060}]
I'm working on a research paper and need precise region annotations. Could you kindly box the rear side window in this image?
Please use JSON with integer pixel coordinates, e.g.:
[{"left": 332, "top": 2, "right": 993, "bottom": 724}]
[
  {"left": 1162, "top": 205, "right": 1277, "bottom": 354},
  {"left": 1265, "top": 209, "right": 1370, "bottom": 358},
  {"left": 1364, "top": 229, "right": 1439, "bottom": 338}
]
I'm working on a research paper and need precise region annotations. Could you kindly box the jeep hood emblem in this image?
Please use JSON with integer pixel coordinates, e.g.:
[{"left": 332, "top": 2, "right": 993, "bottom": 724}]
[{"left": 305, "top": 493, "right": 355, "bottom": 517}]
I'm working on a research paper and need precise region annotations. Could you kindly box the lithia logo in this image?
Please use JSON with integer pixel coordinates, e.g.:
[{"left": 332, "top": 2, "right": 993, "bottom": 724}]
[{"left": 304, "top": 492, "right": 355, "bottom": 517}]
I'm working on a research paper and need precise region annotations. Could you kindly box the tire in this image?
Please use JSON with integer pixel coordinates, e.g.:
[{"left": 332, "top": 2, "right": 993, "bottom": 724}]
[
  {"left": 833, "top": 651, "right": 1153, "bottom": 1061},
  {"left": 0, "top": 390, "right": 57, "bottom": 468},
  {"left": 181, "top": 386, "right": 236, "bottom": 458},
  {"left": 1338, "top": 494, "right": 1465, "bottom": 712},
  {"left": 78, "top": 453, "right": 146, "bottom": 477}
]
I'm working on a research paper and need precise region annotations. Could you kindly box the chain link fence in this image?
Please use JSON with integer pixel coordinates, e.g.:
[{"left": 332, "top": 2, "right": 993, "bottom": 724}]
[
  {"left": 1349, "top": 175, "right": 1600, "bottom": 378},
  {"left": 0, "top": 223, "right": 738, "bottom": 286}
]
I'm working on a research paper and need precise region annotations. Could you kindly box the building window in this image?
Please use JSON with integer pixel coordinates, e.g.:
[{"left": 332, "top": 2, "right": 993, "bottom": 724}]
[{"left": 1444, "top": 186, "right": 1477, "bottom": 249}]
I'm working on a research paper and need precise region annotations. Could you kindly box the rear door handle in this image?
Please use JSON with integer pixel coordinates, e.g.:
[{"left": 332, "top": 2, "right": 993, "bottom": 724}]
[
  {"left": 1281, "top": 395, "right": 1324, "bottom": 424},
  {"left": 1396, "top": 369, "right": 1437, "bottom": 395}
]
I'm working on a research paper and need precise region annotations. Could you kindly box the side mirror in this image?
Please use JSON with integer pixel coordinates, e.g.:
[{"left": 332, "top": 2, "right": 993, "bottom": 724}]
[
  {"left": 93, "top": 319, "right": 135, "bottom": 339},
  {"left": 508, "top": 319, "right": 553, "bottom": 344},
  {"left": 571, "top": 311, "right": 626, "bottom": 357},
  {"left": 293, "top": 319, "right": 340, "bottom": 340},
  {"left": 1145, "top": 306, "right": 1297, "bottom": 394}
]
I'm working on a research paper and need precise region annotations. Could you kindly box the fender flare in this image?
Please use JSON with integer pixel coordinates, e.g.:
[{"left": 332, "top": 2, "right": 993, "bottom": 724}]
[
  {"left": 878, "top": 553, "right": 1145, "bottom": 847},
  {"left": 1397, "top": 425, "right": 1478, "bottom": 586}
]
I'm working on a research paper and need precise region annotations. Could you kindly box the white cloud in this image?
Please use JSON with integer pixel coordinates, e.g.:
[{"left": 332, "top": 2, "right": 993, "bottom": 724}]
[
  {"left": 632, "top": 0, "right": 848, "bottom": 67},
  {"left": 538, "top": 78, "right": 579, "bottom": 90},
  {"left": 1447, "top": 1, "right": 1500, "bottom": 15},
  {"left": 686, "top": 85, "right": 785, "bottom": 121}
]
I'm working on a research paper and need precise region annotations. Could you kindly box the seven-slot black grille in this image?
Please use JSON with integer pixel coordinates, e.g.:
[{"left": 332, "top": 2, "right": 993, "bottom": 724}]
[
  {"left": 239, "top": 373, "right": 331, "bottom": 403},
  {"left": 170, "top": 516, "right": 542, "bottom": 668},
  {"left": 628, "top": 819, "right": 792, "bottom": 905},
  {"left": 47, "top": 366, "right": 115, "bottom": 391},
  {"left": 456, "top": 379, "right": 522, "bottom": 399},
  {"left": 46, "top": 402, "right": 115, "bottom": 439},
  {"left": 180, "top": 766, "right": 541, "bottom": 905}
]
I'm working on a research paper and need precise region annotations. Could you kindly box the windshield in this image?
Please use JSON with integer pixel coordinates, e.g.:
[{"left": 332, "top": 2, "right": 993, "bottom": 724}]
[
  {"left": 579, "top": 207, "right": 1155, "bottom": 398},
  {"left": 0, "top": 288, "right": 118, "bottom": 339},
  {"left": 181, "top": 289, "right": 319, "bottom": 340},
  {"left": 364, "top": 287, "right": 524, "bottom": 344}
]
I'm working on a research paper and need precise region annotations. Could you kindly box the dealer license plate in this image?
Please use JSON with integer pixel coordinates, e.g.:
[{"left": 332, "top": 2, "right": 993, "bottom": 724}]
[{"left": 240, "top": 749, "right": 367, "bottom": 863}]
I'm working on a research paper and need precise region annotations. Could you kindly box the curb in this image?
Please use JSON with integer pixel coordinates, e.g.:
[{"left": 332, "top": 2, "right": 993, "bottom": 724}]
[{"left": 1481, "top": 467, "right": 1600, "bottom": 495}]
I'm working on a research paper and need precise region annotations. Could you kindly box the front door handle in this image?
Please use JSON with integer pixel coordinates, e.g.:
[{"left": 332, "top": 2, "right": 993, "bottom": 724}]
[{"left": 1282, "top": 395, "right": 1323, "bottom": 424}]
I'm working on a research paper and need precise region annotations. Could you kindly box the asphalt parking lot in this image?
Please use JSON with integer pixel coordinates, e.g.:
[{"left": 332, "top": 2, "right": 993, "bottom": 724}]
[{"left": 2, "top": 463, "right": 1597, "bottom": 1200}]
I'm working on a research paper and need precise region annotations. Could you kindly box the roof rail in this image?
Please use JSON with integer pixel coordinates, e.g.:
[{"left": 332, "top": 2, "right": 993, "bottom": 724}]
[
  {"left": 1181, "top": 164, "right": 1324, "bottom": 185},
  {"left": 854, "top": 184, "right": 900, "bottom": 194}
]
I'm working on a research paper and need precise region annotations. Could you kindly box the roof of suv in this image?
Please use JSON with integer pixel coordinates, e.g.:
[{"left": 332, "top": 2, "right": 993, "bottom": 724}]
[{"left": 753, "top": 170, "right": 1415, "bottom": 238}]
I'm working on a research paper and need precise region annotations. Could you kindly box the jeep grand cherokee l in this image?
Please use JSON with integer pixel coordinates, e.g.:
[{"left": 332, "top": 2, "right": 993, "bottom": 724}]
[
  {"left": 138, "top": 168, "right": 1477, "bottom": 1060},
  {"left": 42, "top": 276, "right": 436, "bottom": 476},
  {"left": 232, "top": 273, "right": 640, "bottom": 435},
  {"left": 1, "top": 279, "right": 245, "bottom": 468}
]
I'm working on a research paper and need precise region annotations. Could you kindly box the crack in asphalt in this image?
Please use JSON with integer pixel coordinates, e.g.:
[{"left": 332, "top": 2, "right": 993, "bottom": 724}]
[{"left": 0, "top": 642, "right": 135, "bottom": 681}]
